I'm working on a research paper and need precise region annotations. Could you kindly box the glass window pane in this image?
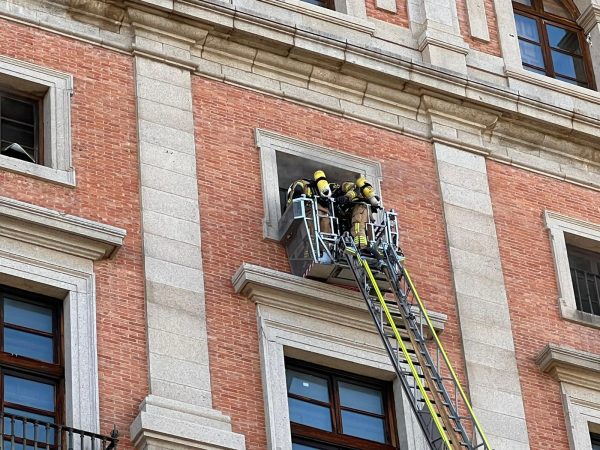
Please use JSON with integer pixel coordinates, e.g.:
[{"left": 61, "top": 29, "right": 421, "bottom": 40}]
[
  {"left": 3, "top": 407, "right": 55, "bottom": 443},
  {"left": 4, "top": 328, "right": 54, "bottom": 363},
  {"left": 4, "top": 298, "right": 53, "bottom": 332},
  {"left": 546, "top": 25, "right": 580, "bottom": 53},
  {"left": 341, "top": 411, "right": 386, "bottom": 443},
  {"left": 542, "top": 0, "right": 571, "bottom": 18},
  {"left": 524, "top": 66, "right": 547, "bottom": 75},
  {"left": 288, "top": 398, "right": 332, "bottom": 431},
  {"left": 1, "top": 98, "right": 35, "bottom": 125},
  {"left": 0, "top": 121, "right": 34, "bottom": 149},
  {"left": 519, "top": 41, "right": 545, "bottom": 68},
  {"left": 556, "top": 76, "right": 588, "bottom": 87},
  {"left": 292, "top": 444, "right": 321, "bottom": 450},
  {"left": 338, "top": 382, "right": 384, "bottom": 414},
  {"left": 515, "top": 15, "right": 540, "bottom": 42},
  {"left": 551, "top": 51, "right": 586, "bottom": 79},
  {"left": 301, "top": 0, "right": 332, "bottom": 7},
  {"left": 4, "top": 375, "right": 55, "bottom": 412},
  {"left": 286, "top": 370, "right": 329, "bottom": 402}
]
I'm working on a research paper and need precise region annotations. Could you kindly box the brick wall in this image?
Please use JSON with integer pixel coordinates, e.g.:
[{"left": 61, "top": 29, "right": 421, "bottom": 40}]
[
  {"left": 456, "top": 0, "right": 501, "bottom": 56},
  {"left": 0, "top": 18, "right": 146, "bottom": 449},
  {"left": 192, "top": 75, "right": 469, "bottom": 450},
  {"left": 365, "top": 0, "right": 410, "bottom": 27},
  {"left": 488, "top": 161, "right": 600, "bottom": 450}
]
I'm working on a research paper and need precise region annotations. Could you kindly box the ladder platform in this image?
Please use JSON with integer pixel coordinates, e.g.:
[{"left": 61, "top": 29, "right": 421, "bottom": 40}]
[{"left": 304, "top": 260, "right": 394, "bottom": 292}]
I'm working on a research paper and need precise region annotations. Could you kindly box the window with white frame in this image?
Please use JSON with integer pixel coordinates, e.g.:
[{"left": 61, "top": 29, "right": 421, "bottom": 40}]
[
  {"left": 0, "top": 56, "right": 74, "bottom": 186},
  {"left": 544, "top": 210, "right": 600, "bottom": 327},
  {"left": 255, "top": 129, "right": 382, "bottom": 241}
]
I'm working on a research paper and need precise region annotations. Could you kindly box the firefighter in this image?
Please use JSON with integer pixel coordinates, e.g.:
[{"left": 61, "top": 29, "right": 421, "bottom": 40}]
[{"left": 286, "top": 170, "right": 334, "bottom": 234}]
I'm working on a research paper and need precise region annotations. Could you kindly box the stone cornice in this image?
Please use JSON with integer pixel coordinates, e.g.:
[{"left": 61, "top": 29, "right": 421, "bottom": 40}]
[
  {"left": 536, "top": 344, "right": 600, "bottom": 391},
  {"left": 0, "top": 196, "right": 126, "bottom": 260},
  {"left": 232, "top": 263, "right": 447, "bottom": 335},
  {"left": 577, "top": 3, "right": 600, "bottom": 33}
]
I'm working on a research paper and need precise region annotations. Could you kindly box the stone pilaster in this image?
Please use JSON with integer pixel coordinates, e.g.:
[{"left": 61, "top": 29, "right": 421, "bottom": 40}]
[
  {"left": 434, "top": 143, "right": 530, "bottom": 450},
  {"left": 127, "top": 8, "right": 245, "bottom": 450}
]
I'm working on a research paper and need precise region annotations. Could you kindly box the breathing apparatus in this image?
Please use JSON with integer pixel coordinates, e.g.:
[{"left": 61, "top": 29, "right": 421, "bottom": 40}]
[
  {"left": 356, "top": 176, "right": 380, "bottom": 207},
  {"left": 313, "top": 170, "right": 332, "bottom": 198}
]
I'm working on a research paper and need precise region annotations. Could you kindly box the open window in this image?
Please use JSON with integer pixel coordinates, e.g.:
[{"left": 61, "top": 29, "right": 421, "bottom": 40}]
[{"left": 512, "top": 0, "right": 595, "bottom": 89}]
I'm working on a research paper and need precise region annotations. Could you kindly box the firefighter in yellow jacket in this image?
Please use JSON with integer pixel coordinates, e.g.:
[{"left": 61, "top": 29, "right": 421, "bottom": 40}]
[{"left": 286, "top": 169, "right": 333, "bottom": 234}]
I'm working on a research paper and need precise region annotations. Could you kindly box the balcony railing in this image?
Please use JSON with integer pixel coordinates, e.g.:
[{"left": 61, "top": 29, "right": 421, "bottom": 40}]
[
  {"left": 0, "top": 412, "right": 118, "bottom": 450},
  {"left": 570, "top": 267, "right": 600, "bottom": 316}
]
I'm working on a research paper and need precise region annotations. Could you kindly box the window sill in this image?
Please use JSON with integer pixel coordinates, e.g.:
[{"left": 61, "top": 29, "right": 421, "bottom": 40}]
[
  {"left": 560, "top": 304, "right": 600, "bottom": 330},
  {"left": 0, "top": 154, "right": 75, "bottom": 186}
]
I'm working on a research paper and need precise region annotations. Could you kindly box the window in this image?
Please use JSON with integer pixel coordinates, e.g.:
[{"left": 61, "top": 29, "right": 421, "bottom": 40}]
[
  {"left": 567, "top": 246, "right": 600, "bottom": 316},
  {"left": 591, "top": 432, "right": 600, "bottom": 450},
  {"left": 286, "top": 359, "right": 397, "bottom": 450},
  {"left": 301, "top": 0, "right": 335, "bottom": 9},
  {"left": 0, "top": 93, "right": 41, "bottom": 164},
  {"left": 0, "top": 55, "right": 74, "bottom": 186},
  {"left": 0, "top": 285, "right": 63, "bottom": 444},
  {"left": 512, "top": 0, "right": 595, "bottom": 88}
]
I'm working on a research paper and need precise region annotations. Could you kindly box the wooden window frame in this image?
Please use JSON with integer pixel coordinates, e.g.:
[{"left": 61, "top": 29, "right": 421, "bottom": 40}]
[
  {"left": 512, "top": 0, "right": 596, "bottom": 89},
  {"left": 0, "top": 91, "right": 44, "bottom": 165},
  {"left": 0, "top": 285, "right": 64, "bottom": 427},
  {"left": 286, "top": 358, "right": 398, "bottom": 450}
]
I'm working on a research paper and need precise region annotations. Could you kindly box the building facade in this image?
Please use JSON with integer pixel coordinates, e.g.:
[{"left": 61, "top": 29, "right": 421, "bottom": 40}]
[{"left": 0, "top": 0, "right": 599, "bottom": 448}]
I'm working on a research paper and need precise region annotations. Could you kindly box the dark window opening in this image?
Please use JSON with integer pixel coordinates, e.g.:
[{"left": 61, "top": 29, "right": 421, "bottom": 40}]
[
  {"left": 286, "top": 359, "right": 398, "bottom": 450},
  {"left": 512, "top": 0, "right": 595, "bottom": 89},
  {"left": 591, "top": 432, "right": 600, "bottom": 450},
  {"left": 567, "top": 245, "right": 600, "bottom": 316},
  {"left": 0, "top": 93, "right": 42, "bottom": 164},
  {"left": 301, "top": 0, "right": 336, "bottom": 10},
  {"left": 0, "top": 285, "right": 63, "bottom": 447}
]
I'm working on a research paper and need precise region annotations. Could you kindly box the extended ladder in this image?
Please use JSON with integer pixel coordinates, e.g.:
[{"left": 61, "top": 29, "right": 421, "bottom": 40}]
[{"left": 340, "top": 236, "right": 493, "bottom": 450}]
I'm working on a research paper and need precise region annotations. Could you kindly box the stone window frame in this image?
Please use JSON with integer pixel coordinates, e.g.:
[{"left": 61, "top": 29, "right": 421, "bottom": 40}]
[
  {"left": 255, "top": 129, "right": 382, "bottom": 241},
  {"left": 537, "top": 344, "right": 600, "bottom": 450},
  {"left": 0, "top": 55, "right": 75, "bottom": 186},
  {"left": 233, "top": 263, "right": 448, "bottom": 450},
  {"left": 544, "top": 210, "right": 600, "bottom": 328},
  {"left": 0, "top": 196, "right": 126, "bottom": 432}
]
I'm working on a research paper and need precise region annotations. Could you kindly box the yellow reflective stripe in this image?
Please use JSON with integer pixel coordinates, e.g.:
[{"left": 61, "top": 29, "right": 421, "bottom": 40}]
[
  {"left": 404, "top": 269, "right": 492, "bottom": 450},
  {"left": 360, "top": 259, "right": 453, "bottom": 449}
]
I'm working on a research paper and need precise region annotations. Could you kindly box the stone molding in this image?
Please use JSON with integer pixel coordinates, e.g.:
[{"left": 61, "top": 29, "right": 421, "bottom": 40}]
[
  {"left": 536, "top": 344, "right": 600, "bottom": 391},
  {"left": 0, "top": 196, "right": 126, "bottom": 260},
  {"left": 232, "top": 263, "right": 447, "bottom": 334},
  {"left": 578, "top": 3, "right": 600, "bottom": 33}
]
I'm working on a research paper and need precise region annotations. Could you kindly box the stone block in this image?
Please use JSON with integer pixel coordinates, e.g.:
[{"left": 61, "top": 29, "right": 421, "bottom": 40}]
[
  {"left": 435, "top": 143, "right": 487, "bottom": 172},
  {"left": 470, "top": 384, "right": 526, "bottom": 418},
  {"left": 375, "top": 0, "right": 397, "bottom": 12},
  {"left": 309, "top": 66, "right": 367, "bottom": 103},
  {"left": 446, "top": 227, "right": 501, "bottom": 258},
  {"left": 453, "top": 269, "right": 507, "bottom": 304},
  {"left": 143, "top": 211, "right": 200, "bottom": 246},
  {"left": 203, "top": 35, "right": 257, "bottom": 71},
  {"left": 147, "top": 301, "right": 206, "bottom": 339},
  {"left": 148, "top": 328, "right": 207, "bottom": 364},
  {"left": 136, "top": 75, "right": 192, "bottom": 111},
  {"left": 449, "top": 247, "right": 504, "bottom": 283},
  {"left": 253, "top": 51, "right": 312, "bottom": 88},
  {"left": 339, "top": 100, "right": 400, "bottom": 129},
  {"left": 146, "top": 281, "right": 204, "bottom": 316},
  {"left": 149, "top": 353, "right": 211, "bottom": 391},
  {"left": 474, "top": 409, "right": 530, "bottom": 445},
  {"left": 145, "top": 256, "right": 204, "bottom": 293},
  {"left": 439, "top": 182, "right": 493, "bottom": 215},
  {"left": 465, "top": 0, "right": 490, "bottom": 41},
  {"left": 459, "top": 316, "right": 516, "bottom": 351},
  {"left": 437, "top": 160, "right": 490, "bottom": 194},
  {"left": 141, "top": 163, "right": 199, "bottom": 199},
  {"left": 281, "top": 82, "right": 341, "bottom": 111},
  {"left": 462, "top": 339, "right": 520, "bottom": 373},
  {"left": 144, "top": 233, "right": 202, "bottom": 269},
  {"left": 138, "top": 120, "right": 196, "bottom": 154},
  {"left": 222, "top": 65, "right": 282, "bottom": 95},
  {"left": 466, "top": 362, "right": 523, "bottom": 394},
  {"left": 151, "top": 379, "right": 212, "bottom": 409},
  {"left": 455, "top": 294, "right": 511, "bottom": 328},
  {"left": 443, "top": 205, "right": 497, "bottom": 236},
  {"left": 141, "top": 186, "right": 200, "bottom": 223},
  {"left": 140, "top": 143, "right": 197, "bottom": 177},
  {"left": 136, "top": 57, "right": 191, "bottom": 88},
  {"left": 138, "top": 99, "right": 195, "bottom": 133}
]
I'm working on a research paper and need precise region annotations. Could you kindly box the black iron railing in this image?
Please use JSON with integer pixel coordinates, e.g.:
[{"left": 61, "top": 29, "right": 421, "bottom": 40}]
[
  {"left": 0, "top": 412, "right": 118, "bottom": 450},
  {"left": 570, "top": 268, "right": 600, "bottom": 316}
]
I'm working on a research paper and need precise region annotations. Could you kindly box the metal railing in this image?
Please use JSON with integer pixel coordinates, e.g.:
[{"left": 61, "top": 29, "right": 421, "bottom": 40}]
[
  {"left": 0, "top": 412, "right": 118, "bottom": 450},
  {"left": 570, "top": 268, "right": 600, "bottom": 316}
]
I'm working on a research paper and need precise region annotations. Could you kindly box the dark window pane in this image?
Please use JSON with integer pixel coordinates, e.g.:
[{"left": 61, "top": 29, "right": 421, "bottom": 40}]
[
  {"left": 338, "top": 382, "right": 384, "bottom": 415},
  {"left": 3, "top": 407, "right": 55, "bottom": 443},
  {"left": 591, "top": 432, "right": 600, "bottom": 450},
  {"left": 4, "top": 375, "right": 55, "bottom": 412},
  {"left": 292, "top": 444, "right": 321, "bottom": 450},
  {"left": 341, "top": 411, "right": 386, "bottom": 443},
  {"left": 542, "top": 0, "right": 571, "bottom": 18},
  {"left": 551, "top": 51, "right": 586, "bottom": 79},
  {"left": 4, "top": 328, "right": 54, "bottom": 363},
  {"left": 287, "top": 370, "right": 329, "bottom": 402},
  {"left": 288, "top": 398, "right": 332, "bottom": 431},
  {"left": 4, "top": 298, "right": 53, "bottom": 332},
  {"left": 515, "top": 15, "right": 540, "bottom": 42},
  {"left": 301, "top": 0, "right": 333, "bottom": 8},
  {"left": 1, "top": 98, "right": 35, "bottom": 124},
  {"left": 1, "top": 121, "right": 34, "bottom": 149},
  {"left": 519, "top": 41, "right": 545, "bottom": 68},
  {"left": 546, "top": 25, "right": 580, "bottom": 53}
]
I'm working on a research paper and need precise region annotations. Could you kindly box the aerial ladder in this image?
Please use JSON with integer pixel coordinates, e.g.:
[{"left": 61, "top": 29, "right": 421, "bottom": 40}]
[{"left": 279, "top": 196, "right": 493, "bottom": 450}]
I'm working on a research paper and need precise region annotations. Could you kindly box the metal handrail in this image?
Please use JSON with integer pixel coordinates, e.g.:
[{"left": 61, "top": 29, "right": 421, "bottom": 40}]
[{"left": 0, "top": 412, "right": 118, "bottom": 450}]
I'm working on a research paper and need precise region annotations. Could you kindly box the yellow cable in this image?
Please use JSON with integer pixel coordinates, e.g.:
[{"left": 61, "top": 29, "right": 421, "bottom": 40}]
[
  {"left": 359, "top": 258, "right": 454, "bottom": 450},
  {"left": 403, "top": 269, "right": 493, "bottom": 450}
]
